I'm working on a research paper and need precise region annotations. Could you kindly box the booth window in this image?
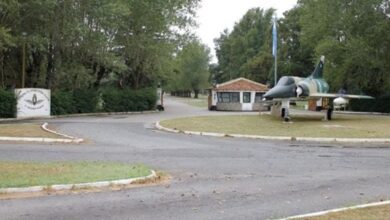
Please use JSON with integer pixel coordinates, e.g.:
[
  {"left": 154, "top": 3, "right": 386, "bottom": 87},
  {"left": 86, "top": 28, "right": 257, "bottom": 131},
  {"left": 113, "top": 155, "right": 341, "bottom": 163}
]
[
  {"left": 255, "top": 92, "right": 264, "bottom": 102},
  {"left": 243, "top": 92, "right": 251, "bottom": 103},
  {"left": 217, "top": 92, "right": 240, "bottom": 103}
]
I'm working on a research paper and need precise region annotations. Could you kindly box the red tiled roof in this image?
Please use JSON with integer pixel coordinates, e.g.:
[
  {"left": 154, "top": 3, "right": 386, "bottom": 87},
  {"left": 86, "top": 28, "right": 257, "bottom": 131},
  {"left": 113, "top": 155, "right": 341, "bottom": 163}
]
[{"left": 215, "top": 78, "right": 268, "bottom": 92}]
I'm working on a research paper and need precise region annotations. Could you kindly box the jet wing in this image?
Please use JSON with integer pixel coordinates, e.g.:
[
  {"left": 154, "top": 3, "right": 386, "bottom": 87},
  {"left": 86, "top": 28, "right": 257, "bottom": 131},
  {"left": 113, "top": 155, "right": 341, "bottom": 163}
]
[{"left": 309, "top": 93, "right": 374, "bottom": 99}]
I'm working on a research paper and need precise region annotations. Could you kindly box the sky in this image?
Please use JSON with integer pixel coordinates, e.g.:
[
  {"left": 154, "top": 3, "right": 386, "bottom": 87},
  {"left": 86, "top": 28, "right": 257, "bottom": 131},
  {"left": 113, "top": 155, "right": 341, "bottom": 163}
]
[{"left": 195, "top": 0, "right": 297, "bottom": 63}]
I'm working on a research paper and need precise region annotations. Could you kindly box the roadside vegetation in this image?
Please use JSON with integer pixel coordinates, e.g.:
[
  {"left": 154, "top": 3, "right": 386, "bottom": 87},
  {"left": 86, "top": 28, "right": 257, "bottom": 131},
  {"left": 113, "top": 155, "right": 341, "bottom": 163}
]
[
  {"left": 293, "top": 204, "right": 390, "bottom": 220},
  {"left": 0, "top": 123, "right": 61, "bottom": 138},
  {"left": 0, "top": 161, "right": 151, "bottom": 188},
  {"left": 160, "top": 114, "right": 390, "bottom": 138}
]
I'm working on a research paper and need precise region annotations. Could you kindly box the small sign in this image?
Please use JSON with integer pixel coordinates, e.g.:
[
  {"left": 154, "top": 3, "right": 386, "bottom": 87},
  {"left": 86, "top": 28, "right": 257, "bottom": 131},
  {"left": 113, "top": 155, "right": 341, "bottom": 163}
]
[{"left": 15, "top": 88, "right": 51, "bottom": 118}]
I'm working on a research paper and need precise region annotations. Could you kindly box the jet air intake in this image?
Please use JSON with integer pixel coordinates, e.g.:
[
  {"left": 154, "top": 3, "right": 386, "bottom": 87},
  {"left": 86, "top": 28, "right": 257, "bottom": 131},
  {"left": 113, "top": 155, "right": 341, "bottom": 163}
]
[{"left": 296, "top": 84, "right": 310, "bottom": 98}]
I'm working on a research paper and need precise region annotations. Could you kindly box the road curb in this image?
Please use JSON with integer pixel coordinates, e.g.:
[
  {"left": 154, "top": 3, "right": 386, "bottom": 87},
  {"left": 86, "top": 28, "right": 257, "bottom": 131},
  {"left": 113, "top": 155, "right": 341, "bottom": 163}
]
[
  {"left": 155, "top": 122, "right": 390, "bottom": 144},
  {"left": 0, "top": 170, "right": 157, "bottom": 194},
  {"left": 0, "top": 110, "right": 160, "bottom": 122},
  {"left": 0, "top": 123, "right": 83, "bottom": 144},
  {"left": 278, "top": 200, "right": 390, "bottom": 219},
  {"left": 41, "top": 122, "right": 84, "bottom": 143}
]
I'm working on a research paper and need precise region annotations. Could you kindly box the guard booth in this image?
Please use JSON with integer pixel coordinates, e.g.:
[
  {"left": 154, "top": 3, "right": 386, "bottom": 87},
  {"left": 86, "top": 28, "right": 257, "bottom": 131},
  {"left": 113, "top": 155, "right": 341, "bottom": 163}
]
[{"left": 208, "top": 77, "right": 269, "bottom": 111}]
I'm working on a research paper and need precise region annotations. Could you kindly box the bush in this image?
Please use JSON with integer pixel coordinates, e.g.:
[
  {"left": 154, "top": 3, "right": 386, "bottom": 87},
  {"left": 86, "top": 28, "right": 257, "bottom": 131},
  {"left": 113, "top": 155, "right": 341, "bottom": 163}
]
[
  {"left": 350, "top": 95, "right": 390, "bottom": 113},
  {"left": 72, "top": 89, "right": 99, "bottom": 113},
  {"left": 0, "top": 90, "right": 16, "bottom": 118},
  {"left": 101, "top": 88, "right": 157, "bottom": 112},
  {"left": 51, "top": 89, "right": 99, "bottom": 115},
  {"left": 51, "top": 87, "right": 157, "bottom": 115},
  {"left": 51, "top": 90, "right": 76, "bottom": 115}
]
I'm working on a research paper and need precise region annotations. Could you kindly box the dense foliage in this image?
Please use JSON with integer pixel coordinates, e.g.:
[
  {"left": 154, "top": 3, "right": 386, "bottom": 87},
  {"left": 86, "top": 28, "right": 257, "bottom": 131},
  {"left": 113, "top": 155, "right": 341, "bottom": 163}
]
[
  {"left": 101, "top": 88, "right": 156, "bottom": 112},
  {"left": 0, "top": 0, "right": 200, "bottom": 90},
  {"left": 51, "top": 88, "right": 156, "bottom": 115},
  {"left": 214, "top": 8, "right": 275, "bottom": 84},
  {"left": 168, "top": 40, "right": 210, "bottom": 98},
  {"left": 350, "top": 95, "right": 390, "bottom": 113},
  {"left": 214, "top": 0, "right": 390, "bottom": 97},
  {"left": 0, "top": 90, "right": 16, "bottom": 118}
]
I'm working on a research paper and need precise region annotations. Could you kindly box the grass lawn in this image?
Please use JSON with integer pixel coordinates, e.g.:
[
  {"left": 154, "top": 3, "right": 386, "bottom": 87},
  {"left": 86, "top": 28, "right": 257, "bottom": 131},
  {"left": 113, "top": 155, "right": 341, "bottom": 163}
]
[
  {"left": 294, "top": 204, "right": 390, "bottom": 220},
  {"left": 0, "top": 123, "right": 61, "bottom": 138},
  {"left": 0, "top": 161, "right": 151, "bottom": 188},
  {"left": 173, "top": 95, "right": 208, "bottom": 108},
  {"left": 160, "top": 114, "right": 390, "bottom": 138}
]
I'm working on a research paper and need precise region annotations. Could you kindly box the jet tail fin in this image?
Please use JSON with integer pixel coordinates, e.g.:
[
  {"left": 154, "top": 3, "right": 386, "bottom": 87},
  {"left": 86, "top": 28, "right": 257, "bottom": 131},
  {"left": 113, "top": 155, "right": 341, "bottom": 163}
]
[{"left": 311, "top": 56, "right": 325, "bottom": 79}]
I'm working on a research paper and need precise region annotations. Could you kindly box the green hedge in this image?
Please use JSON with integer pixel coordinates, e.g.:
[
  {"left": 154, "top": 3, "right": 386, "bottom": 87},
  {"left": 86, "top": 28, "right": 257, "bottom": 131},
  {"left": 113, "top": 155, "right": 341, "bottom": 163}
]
[
  {"left": 101, "top": 88, "right": 156, "bottom": 112},
  {"left": 350, "top": 95, "right": 390, "bottom": 113},
  {"left": 51, "top": 88, "right": 156, "bottom": 115},
  {"left": 0, "top": 90, "right": 16, "bottom": 118},
  {"left": 51, "top": 90, "right": 76, "bottom": 115}
]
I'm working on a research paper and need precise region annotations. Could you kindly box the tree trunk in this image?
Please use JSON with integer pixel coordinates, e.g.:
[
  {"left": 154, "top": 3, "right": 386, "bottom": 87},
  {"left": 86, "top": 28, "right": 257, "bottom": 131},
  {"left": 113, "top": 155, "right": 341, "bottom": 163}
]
[
  {"left": 194, "top": 89, "right": 199, "bottom": 99},
  {"left": 46, "top": 42, "right": 54, "bottom": 89},
  {"left": 0, "top": 53, "right": 4, "bottom": 89},
  {"left": 94, "top": 65, "right": 106, "bottom": 88}
]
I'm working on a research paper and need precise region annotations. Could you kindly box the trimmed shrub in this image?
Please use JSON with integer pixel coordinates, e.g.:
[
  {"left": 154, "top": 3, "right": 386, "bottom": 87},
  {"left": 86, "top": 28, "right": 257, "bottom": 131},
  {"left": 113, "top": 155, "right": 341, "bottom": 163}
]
[
  {"left": 51, "top": 89, "right": 99, "bottom": 115},
  {"left": 51, "top": 88, "right": 156, "bottom": 115},
  {"left": 0, "top": 90, "right": 16, "bottom": 118},
  {"left": 101, "top": 88, "right": 157, "bottom": 112},
  {"left": 72, "top": 89, "right": 99, "bottom": 113},
  {"left": 51, "top": 90, "right": 76, "bottom": 115},
  {"left": 350, "top": 95, "right": 390, "bottom": 113}
]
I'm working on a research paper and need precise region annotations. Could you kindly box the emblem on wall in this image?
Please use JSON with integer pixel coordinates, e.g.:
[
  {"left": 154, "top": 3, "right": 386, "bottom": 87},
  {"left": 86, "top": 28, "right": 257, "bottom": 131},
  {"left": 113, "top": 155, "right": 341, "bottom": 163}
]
[{"left": 15, "top": 88, "right": 51, "bottom": 118}]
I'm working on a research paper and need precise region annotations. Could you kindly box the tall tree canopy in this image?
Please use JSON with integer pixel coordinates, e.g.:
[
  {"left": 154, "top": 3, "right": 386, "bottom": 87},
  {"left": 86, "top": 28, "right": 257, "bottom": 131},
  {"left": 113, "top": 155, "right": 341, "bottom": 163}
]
[
  {"left": 297, "top": 0, "right": 390, "bottom": 96},
  {"left": 214, "top": 8, "right": 275, "bottom": 84},
  {"left": 214, "top": 0, "right": 389, "bottom": 97},
  {"left": 168, "top": 39, "right": 210, "bottom": 98},
  {"left": 0, "top": 0, "right": 200, "bottom": 90}
]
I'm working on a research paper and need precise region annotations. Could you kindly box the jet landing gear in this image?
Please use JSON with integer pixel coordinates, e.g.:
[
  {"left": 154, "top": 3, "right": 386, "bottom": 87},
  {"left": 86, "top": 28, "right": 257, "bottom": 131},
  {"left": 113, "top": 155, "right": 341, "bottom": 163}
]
[
  {"left": 281, "top": 108, "right": 291, "bottom": 122},
  {"left": 325, "top": 107, "right": 333, "bottom": 121},
  {"left": 270, "top": 100, "right": 292, "bottom": 122}
]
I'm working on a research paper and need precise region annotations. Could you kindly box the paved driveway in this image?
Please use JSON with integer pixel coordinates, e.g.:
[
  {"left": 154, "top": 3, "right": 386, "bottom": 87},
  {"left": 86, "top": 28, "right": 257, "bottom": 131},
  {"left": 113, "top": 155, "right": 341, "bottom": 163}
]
[{"left": 0, "top": 96, "right": 389, "bottom": 220}]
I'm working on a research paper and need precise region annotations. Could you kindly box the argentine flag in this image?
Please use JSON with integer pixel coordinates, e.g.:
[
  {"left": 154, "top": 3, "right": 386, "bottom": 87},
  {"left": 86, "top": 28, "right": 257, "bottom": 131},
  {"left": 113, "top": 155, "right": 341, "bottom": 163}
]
[{"left": 272, "top": 18, "right": 277, "bottom": 57}]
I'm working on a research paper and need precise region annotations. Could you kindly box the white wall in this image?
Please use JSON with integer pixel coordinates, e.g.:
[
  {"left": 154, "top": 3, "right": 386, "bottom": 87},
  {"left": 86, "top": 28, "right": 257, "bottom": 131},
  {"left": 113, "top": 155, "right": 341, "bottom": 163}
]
[{"left": 15, "top": 88, "right": 51, "bottom": 118}]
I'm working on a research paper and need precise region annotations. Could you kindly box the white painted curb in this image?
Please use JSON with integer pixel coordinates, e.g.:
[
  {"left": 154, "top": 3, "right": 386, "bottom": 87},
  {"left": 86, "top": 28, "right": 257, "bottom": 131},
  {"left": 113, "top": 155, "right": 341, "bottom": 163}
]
[
  {"left": 41, "top": 122, "right": 84, "bottom": 143},
  {"left": 277, "top": 200, "right": 390, "bottom": 220},
  {"left": 0, "top": 170, "right": 157, "bottom": 194},
  {"left": 0, "top": 110, "right": 160, "bottom": 122},
  {"left": 155, "top": 122, "right": 390, "bottom": 143},
  {"left": 0, "top": 123, "right": 83, "bottom": 143}
]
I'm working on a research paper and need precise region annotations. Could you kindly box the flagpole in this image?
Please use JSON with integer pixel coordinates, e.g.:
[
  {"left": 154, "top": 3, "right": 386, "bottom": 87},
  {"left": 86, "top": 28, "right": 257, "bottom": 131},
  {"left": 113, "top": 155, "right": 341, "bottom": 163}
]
[
  {"left": 272, "top": 16, "right": 278, "bottom": 86},
  {"left": 274, "top": 50, "right": 277, "bottom": 87}
]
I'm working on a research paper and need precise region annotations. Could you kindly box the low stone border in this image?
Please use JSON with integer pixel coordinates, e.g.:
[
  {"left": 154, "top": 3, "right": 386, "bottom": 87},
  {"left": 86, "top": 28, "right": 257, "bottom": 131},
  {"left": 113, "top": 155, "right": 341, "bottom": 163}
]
[
  {"left": 41, "top": 122, "right": 83, "bottom": 143},
  {"left": 0, "top": 170, "right": 156, "bottom": 194},
  {"left": 0, "top": 136, "right": 81, "bottom": 144},
  {"left": 155, "top": 122, "right": 390, "bottom": 144},
  {"left": 50, "top": 110, "right": 160, "bottom": 119},
  {"left": 0, "top": 123, "right": 83, "bottom": 144},
  {"left": 0, "top": 110, "right": 159, "bottom": 122},
  {"left": 278, "top": 200, "right": 390, "bottom": 220}
]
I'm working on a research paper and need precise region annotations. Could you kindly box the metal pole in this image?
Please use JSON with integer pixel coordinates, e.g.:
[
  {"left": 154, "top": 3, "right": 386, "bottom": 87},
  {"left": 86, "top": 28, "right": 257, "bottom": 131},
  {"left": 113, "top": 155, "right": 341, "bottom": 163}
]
[
  {"left": 22, "top": 41, "right": 26, "bottom": 88},
  {"left": 274, "top": 54, "right": 277, "bottom": 86}
]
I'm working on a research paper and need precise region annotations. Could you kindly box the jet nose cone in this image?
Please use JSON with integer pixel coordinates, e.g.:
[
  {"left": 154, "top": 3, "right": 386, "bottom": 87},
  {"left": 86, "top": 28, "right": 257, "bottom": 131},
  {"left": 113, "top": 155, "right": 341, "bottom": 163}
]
[
  {"left": 264, "top": 85, "right": 296, "bottom": 99},
  {"left": 263, "top": 89, "right": 275, "bottom": 99}
]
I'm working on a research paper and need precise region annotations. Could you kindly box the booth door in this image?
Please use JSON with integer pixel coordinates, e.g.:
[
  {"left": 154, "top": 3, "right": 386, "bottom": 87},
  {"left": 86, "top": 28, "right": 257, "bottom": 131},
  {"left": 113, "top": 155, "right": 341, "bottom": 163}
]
[{"left": 242, "top": 92, "right": 253, "bottom": 111}]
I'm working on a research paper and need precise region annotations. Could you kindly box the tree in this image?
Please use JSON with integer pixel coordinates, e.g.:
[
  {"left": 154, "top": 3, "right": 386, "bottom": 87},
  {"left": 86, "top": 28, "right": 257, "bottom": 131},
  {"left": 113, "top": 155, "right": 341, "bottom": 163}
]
[
  {"left": 298, "top": 0, "right": 390, "bottom": 96},
  {"left": 0, "top": 0, "right": 201, "bottom": 91},
  {"left": 170, "top": 40, "right": 210, "bottom": 98},
  {"left": 214, "top": 8, "right": 275, "bottom": 84}
]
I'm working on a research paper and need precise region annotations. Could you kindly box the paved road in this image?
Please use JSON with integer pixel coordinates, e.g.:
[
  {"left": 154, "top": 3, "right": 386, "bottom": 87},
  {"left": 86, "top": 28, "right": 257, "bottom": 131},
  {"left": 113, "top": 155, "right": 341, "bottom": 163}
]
[{"left": 0, "top": 97, "right": 389, "bottom": 220}]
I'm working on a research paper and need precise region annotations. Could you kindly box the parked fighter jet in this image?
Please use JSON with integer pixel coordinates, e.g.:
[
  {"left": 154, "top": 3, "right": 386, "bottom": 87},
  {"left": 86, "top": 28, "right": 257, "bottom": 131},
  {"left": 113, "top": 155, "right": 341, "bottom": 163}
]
[{"left": 263, "top": 56, "right": 373, "bottom": 121}]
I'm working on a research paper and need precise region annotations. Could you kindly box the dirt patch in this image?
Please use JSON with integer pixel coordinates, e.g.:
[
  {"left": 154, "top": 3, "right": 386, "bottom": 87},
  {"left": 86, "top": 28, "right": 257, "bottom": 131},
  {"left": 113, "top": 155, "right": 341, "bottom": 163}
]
[{"left": 0, "top": 173, "right": 170, "bottom": 200}]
